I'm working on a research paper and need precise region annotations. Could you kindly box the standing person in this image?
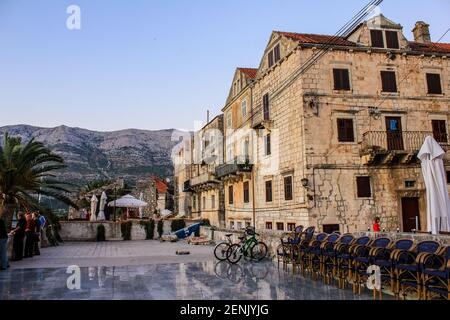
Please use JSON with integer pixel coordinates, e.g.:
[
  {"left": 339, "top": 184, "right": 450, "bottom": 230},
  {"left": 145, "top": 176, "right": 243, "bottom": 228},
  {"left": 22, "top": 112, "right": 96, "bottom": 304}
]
[
  {"left": 0, "top": 218, "right": 9, "bottom": 270},
  {"left": 10, "top": 211, "right": 26, "bottom": 261},
  {"left": 32, "top": 212, "right": 41, "bottom": 256},
  {"left": 373, "top": 217, "right": 381, "bottom": 233},
  {"left": 24, "top": 212, "right": 36, "bottom": 258}
]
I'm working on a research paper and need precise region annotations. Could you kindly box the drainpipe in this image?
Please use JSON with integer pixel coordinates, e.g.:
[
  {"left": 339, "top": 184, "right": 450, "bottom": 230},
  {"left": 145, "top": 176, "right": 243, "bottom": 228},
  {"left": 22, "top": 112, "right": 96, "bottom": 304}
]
[{"left": 252, "top": 164, "right": 256, "bottom": 229}]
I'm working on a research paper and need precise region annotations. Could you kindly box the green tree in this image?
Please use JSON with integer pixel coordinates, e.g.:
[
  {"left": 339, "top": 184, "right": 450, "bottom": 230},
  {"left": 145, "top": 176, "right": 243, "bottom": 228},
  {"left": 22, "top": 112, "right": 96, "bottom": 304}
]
[{"left": 0, "top": 133, "right": 77, "bottom": 229}]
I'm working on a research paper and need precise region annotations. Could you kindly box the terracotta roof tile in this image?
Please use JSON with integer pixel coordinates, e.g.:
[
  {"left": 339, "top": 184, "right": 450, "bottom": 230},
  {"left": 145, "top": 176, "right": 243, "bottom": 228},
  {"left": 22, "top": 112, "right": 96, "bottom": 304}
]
[
  {"left": 237, "top": 67, "right": 258, "bottom": 79},
  {"left": 408, "top": 41, "right": 450, "bottom": 54},
  {"left": 275, "top": 31, "right": 357, "bottom": 47},
  {"left": 150, "top": 176, "right": 168, "bottom": 193}
]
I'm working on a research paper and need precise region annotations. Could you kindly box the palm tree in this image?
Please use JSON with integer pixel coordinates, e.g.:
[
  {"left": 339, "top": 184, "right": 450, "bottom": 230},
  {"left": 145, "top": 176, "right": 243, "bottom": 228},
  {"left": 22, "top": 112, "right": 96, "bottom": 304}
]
[{"left": 0, "top": 133, "right": 77, "bottom": 229}]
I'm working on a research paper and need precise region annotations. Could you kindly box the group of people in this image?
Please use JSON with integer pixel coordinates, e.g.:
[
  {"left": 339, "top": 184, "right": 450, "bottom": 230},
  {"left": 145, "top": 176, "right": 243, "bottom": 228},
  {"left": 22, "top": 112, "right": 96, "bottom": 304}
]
[{"left": 0, "top": 211, "right": 46, "bottom": 271}]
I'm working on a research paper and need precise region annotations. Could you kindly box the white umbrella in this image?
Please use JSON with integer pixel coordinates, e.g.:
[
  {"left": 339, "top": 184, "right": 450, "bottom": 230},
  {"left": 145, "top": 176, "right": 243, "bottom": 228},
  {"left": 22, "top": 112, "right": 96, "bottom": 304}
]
[
  {"left": 90, "top": 195, "right": 98, "bottom": 222},
  {"left": 107, "top": 194, "right": 148, "bottom": 208},
  {"left": 418, "top": 136, "right": 450, "bottom": 234},
  {"left": 97, "top": 192, "right": 107, "bottom": 221},
  {"left": 139, "top": 192, "right": 144, "bottom": 219}
]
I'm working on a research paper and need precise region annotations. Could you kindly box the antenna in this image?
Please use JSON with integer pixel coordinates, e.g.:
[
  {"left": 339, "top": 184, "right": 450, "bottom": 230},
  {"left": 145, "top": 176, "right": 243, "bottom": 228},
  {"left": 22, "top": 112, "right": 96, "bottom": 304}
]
[{"left": 207, "top": 110, "right": 210, "bottom": 123}]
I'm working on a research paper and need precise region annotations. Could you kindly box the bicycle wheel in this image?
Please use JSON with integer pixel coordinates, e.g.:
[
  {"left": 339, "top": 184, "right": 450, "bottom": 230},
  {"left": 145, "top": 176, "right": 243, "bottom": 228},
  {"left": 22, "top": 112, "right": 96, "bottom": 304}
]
[
  {"left": 226, "top": 244, "right": 243, "bottom": 264},
  {"left": 214, "top": 242, "right": 230, "bottom": 261},
  {"left": 251, "top": 242, "right": 268, "bottom": 261}
]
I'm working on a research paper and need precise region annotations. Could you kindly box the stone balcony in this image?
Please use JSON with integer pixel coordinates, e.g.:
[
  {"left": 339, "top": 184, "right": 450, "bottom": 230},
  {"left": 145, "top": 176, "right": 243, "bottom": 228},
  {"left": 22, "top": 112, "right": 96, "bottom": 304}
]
[
  {"left": 251, "top": 107, "right": 273, "bottom": 129},
  {"left": 215, "top": 158, "right": 253, "bottom": 179},
  {"left": 360, "top": 131, "right": 449, "bottom": 165},
  {"left": 190, "top": 172, "right": 219, "bottom": 188}
]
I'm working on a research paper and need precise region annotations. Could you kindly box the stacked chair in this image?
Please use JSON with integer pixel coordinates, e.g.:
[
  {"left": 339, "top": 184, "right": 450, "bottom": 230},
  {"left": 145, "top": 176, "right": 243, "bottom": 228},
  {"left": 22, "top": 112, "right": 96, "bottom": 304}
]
[
  {"left": 422, "top": 245, "right": 450, "bottom": 299},
  {"left": 394, "top": 240, "right": 441, "bottom": 299},
  {"left": 275, "top": 228, "right": 450, "bottom": 300}
]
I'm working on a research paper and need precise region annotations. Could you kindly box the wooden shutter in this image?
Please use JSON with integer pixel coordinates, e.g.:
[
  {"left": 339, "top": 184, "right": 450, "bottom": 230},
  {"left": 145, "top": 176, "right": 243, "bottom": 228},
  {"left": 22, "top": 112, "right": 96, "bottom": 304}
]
[
  {"left": 228, "top": 186, "right": 233, "bottom": 204},
  {"left": 427, "top": 73, "right": 442, "bottom": 94},
  {"left": 381, "top": 71, "right": 397, "bottom": 92},
  {"left": 370, "top": 30, "right": 384, "bottom": 48},
  {"left": 284, "top": 176, "right": 293, "bottom": 200},
  {"left": 268, "top": 51, "right": 274, "bottom": 68},
  {"left": 337, "top": 118, "right": 355, "bottom": 142},
  {"left": 265, "top": 134, "right": 271, "bottom": 155},
  {"left": 432, "top": 120, "right": 447, "bottom": 143},
  {"left": 274, "top": 44, "right": 281, "bottom": 63},
  {"left": 356, "top": 176, "right": 371, "bottom": 198},
  {"left": 333, "top": 69, "right": 350, "bottom": 90},
  {"left": 265, "top": 181, "right": 272, "bottom": 202},
  {"left": 243, "top": 181, "right": 250, "bottom": 203},
  {"left": 263, "top": 93, "right": 270, "bottom": 120},
  {"left": 386, "top": 31, "right": 399, "bottom": 49}
]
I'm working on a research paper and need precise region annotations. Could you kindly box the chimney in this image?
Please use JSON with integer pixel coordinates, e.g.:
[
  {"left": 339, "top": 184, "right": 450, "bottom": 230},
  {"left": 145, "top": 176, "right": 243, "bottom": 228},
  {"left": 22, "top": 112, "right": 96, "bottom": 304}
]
[
  {"left": 207, "top": 110, "right": 210, "bottom": 123},
  {"left": 412, "top": 21, "right": 431, "bottom": 43}
]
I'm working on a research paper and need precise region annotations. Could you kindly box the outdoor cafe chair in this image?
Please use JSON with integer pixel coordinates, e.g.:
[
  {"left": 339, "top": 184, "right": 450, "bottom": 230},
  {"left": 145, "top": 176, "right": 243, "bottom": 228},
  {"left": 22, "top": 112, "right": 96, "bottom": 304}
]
[
  {"left": 336, "top": 236, "right": 371, "bottom": 289},
  {"left": 300, "top": 232, "right": 327, "bottom": 277},
  {"left": 395, "top": 240, "right": 441, "bottom": 300},
  {"left": 321, "top": 233, "right": 354, "bottom": 285},
  {"left": 422, "top": 245, "right": 450, "bottom": 300},
  {"left": 353, "top": 237, "right": 391, "bottom": 295},
  {"left": 371, "top": 238, "right": 414, "bottom": 298}
]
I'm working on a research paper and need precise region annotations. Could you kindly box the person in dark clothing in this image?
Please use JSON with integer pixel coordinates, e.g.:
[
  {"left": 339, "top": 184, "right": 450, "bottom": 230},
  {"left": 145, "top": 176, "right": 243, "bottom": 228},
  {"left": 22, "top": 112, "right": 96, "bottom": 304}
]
[
  {"left": 32, "top": 212, "right": 41, "bottom": 255},
  {"left": 10, "top": 212, "right": 26, "bottom": 261},
  {"left": 24, "top": 212, "right": 36, "bottom": 258},
  {"left": 0, "top": 218, "right": 9, "bottom": 270}
]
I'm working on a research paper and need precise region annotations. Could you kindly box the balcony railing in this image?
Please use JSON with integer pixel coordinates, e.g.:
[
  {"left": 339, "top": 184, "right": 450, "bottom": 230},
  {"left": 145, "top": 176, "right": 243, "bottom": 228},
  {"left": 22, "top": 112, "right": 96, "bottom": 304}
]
[
  {"left": 360, "top": 131, "right": 448, "bottom": 153},
  {"left": 215, "top": 158, "right": 253, "bottom": 179},
  {"left": 190, "top": 172, "right": 218, "bottom": 187}
]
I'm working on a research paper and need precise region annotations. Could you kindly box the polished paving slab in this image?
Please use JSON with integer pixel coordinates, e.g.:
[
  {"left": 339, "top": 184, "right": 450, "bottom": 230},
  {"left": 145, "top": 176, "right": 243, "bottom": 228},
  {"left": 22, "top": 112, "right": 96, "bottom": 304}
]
[{"left": 0, "top": 260, "right": 377, "bottom": 300}]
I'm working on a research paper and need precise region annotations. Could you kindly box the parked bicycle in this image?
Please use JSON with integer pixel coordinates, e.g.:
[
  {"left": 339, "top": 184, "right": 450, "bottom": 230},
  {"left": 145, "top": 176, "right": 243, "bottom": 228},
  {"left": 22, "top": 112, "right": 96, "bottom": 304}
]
[
  {"left": 214, "top": 233, "right": 234, "bottom": 261},
  {"left": 226, "top": 227, "right": 268, "bottom": 264}
]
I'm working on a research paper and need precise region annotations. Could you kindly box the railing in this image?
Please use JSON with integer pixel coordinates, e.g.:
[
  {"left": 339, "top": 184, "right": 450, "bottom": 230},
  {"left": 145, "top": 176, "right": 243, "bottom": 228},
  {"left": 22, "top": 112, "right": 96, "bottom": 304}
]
[
  {"left": 251, "top": 106, "right": 271, "bottom": 129},
  {"left": 215, "top": 158, "right": 253, "bottom": 178},
  {"left": 360, "top": 131, "right": 447, "bottom": 153},
  {"left": 190, "top": 172, "right": 218, "bottom": 187}
]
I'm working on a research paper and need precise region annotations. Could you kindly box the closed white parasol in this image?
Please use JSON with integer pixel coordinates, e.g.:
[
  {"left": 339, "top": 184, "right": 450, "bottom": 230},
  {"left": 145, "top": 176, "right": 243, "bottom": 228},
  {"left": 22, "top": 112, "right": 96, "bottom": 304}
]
[
  {"left": 97, "top": 192, "right": 107, "bottom": 221},
  {"left": 90, "top": 195, "right": 98, "bottom": 222},
  {"left": 107, "top": 194, "right": 148, "bottom": 208},
  {"left": 418, "top": 136, "right": 450, "bottom": 234},
  {"left": 139, "top": 192, "right": 144, "bottom": 219}
]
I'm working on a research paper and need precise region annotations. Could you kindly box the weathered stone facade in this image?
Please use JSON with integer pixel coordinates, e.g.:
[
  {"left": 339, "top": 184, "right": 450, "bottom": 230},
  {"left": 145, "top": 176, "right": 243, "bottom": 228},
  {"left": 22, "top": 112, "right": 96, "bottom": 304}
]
[{"left": 175, "top": 14, "right": 450, "bottom": 233}]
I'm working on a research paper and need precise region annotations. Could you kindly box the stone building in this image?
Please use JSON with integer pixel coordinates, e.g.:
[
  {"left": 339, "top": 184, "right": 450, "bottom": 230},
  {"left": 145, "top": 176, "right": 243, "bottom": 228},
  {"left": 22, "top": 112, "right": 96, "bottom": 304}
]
[
  {"left": 175, "top": 14, "right": 450, "bottom": 233},
  {"left": 216, "top": 68, "right": 258, "bottom": 230},
  {"left": 173, "top": 134, "right": 194, "bottom": 218},
  {"left": 188, "top": 115, "right": 225, "bottom": 226},
  {"left": 250, "top": 14, "right": 450, "bottom": 233}
]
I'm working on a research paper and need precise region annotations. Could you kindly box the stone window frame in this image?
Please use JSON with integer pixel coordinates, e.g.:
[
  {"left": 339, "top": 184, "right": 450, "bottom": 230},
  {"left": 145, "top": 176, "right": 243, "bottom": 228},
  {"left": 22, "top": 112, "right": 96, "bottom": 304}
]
[
  {"left": 354, "top": 175, "right": 373, "bottom": 200},
  {"left": 379, "top": 66, "right": 399, "bottom": 95},
  {"left": 423, "top": 67, "right": 445, "bottom": 97},
  {"left": 428, "top": 113, "right": 449, "bottom": 143},
  {"left": 241, "top": 98, "right": 248, "bottom": 118},
  {"left": 330, "top": 62, "right": 353, "bottom": 93},
  {"left": 332, "top": 111, "right": 358, "bottom": 145},
  {"left": 282, "top": 173, "right": 294, "bottom": 202}
]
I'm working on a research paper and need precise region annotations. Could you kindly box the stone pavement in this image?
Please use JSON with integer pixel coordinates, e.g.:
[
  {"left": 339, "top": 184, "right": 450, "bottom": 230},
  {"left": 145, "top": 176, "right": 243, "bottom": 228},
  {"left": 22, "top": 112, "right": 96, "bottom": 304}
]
[
  {"left": 0, "top": 240, "right": 380, "bottom": 300},
  {"left": 9, "top": 240, "right": 213, "bottom": 269}
]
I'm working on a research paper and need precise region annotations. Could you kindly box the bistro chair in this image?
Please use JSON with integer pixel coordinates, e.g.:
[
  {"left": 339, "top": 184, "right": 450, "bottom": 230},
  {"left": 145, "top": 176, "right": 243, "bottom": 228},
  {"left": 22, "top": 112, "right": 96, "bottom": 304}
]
[
  {"left": 292, "top": 226, "right": 316, "bottom": 273},
  {"left": 395, "top": 240, "right": 441, "bottom": 300},
  {"left": 301, "top": 232, "right": 327, "bottom": 277},
  {"left": 336, "top": 236, "right": 371, "bottom": 289},
  {"left": 322, "top": 234, "right": 355, "bottom": 285},
  {"left": 371, "top": 238, "right": 414, "bottom": 299},
  {"left": 422, "top": 245, "right": 450, "bottom": 300},
  {"left": 277, "top": 226, "right": 304, "bottom": 270},
  {"left": 353, "top": 237, "right": 391, "bottom": 295}
]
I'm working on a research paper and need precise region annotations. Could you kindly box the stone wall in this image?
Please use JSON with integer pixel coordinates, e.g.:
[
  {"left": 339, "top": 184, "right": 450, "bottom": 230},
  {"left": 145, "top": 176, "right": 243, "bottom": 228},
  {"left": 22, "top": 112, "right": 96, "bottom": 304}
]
[{"left": 59, "top": 219, "right": 200, "bottom": 241}]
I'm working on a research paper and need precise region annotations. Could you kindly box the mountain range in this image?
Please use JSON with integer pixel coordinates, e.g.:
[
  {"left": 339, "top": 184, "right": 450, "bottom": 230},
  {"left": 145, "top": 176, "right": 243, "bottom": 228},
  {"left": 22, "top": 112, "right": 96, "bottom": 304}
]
[{"left": 0, "top": 125, "right": 182, "bottom": 187}]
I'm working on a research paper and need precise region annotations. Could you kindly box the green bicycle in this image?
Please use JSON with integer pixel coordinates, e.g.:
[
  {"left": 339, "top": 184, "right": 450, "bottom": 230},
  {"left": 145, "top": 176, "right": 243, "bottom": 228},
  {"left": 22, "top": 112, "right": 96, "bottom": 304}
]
[{"left": 226, "top": 227, "right": 268, "bottom": 264}]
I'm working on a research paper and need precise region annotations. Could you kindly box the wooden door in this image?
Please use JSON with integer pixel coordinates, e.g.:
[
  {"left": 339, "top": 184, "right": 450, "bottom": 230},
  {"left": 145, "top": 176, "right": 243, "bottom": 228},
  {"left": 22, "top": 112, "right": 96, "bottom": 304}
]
[
  {"left": 401, "top": 197, "right": 420, "bottom": 232},
  {"left": 385, "top": 117, "right": 404, "bottom": 150}
]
